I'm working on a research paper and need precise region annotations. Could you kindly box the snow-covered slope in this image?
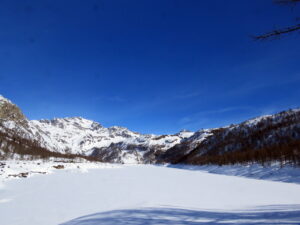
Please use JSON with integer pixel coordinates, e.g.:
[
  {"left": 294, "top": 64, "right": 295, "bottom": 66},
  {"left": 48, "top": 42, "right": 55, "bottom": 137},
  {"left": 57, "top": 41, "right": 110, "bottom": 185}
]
[{"left": 30, "top": 117, "right": 193, "bottom": 163}]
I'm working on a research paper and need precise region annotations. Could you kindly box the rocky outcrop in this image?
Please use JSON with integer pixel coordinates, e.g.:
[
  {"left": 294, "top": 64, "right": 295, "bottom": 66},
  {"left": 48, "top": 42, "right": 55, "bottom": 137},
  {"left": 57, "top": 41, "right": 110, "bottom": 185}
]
[{"left": 0, "top": 95, "right": 27, "bottom": 123}]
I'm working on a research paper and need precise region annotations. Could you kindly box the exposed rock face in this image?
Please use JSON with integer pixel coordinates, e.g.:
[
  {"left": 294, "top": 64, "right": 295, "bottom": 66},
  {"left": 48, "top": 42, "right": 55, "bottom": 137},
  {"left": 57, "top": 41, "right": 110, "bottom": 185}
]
[
  {"left": 0, "top": 96, "right": 33, "bottom": 141},
  {"left": 0, "top": 95, "right": 27, "bottom": 126}
]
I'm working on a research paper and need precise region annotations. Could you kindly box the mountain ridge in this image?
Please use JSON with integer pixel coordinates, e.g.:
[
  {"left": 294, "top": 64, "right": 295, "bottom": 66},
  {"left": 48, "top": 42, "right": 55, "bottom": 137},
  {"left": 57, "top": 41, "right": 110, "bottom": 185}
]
[
  {"left": 1, "top": 95, "right": 299, "bottom": 166},
  {"left": 0, "top": 95, "right": 194, "bottom": 163}
]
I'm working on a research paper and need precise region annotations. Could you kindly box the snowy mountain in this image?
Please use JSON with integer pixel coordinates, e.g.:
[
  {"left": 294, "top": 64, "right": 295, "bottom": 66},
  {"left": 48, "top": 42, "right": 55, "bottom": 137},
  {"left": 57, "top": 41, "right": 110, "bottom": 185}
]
[
  {"left": 30, "top": 117, "right": 193, "bottom": 163},
  {"left": 1, "top": 94, "right": 299, "bottom": 165},
  {"left": 0, "top": 95, "right": 194, "bottom": 163}
]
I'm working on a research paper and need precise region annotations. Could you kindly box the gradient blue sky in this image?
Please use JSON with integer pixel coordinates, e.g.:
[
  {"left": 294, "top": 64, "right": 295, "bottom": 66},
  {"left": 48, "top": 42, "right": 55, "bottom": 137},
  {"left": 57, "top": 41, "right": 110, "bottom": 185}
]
[{"left": 0, "top": 0, "right": 299, "bottom": 134}]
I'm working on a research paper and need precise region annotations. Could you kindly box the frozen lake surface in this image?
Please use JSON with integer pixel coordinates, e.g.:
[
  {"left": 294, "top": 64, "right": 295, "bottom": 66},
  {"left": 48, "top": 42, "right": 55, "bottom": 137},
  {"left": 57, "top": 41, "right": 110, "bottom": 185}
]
[{"left": 1, "top": 164, "right": 300, "bottom": 225}]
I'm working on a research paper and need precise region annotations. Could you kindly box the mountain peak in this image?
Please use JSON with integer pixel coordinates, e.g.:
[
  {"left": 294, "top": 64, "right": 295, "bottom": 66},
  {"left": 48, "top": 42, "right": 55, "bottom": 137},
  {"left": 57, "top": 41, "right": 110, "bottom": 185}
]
[
  {"left": 36, "top": 116, "right": 102, "bottom": 130},
  {"left": 0, "top": 95, "right": 12, "bottom": 105}
]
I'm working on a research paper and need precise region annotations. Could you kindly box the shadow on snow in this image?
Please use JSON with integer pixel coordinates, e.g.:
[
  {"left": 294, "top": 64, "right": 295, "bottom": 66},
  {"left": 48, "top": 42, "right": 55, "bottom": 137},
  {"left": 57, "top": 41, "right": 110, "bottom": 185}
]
[
  {"left": 60, "top": 205, "right": 300, "bottom": 225},
  {"left": 164, "top": 164, "right": 300, "bottom": 184}
]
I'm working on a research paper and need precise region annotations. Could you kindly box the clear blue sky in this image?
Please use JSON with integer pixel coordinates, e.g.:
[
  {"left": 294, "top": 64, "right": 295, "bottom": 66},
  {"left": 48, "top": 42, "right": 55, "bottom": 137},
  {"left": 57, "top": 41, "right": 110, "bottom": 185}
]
[{"left": 0, "top": 0, "right": 299, "bottom": 134}]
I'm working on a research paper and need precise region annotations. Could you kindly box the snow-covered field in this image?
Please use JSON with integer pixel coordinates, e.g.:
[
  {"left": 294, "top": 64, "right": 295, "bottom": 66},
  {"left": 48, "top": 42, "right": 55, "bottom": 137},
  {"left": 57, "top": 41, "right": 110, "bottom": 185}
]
[
  {"left": 0, "top": 160, "right": 117, "bottom": 180},
  {"left": 1, "top": 162, "right": 300, "bottom": 225}
]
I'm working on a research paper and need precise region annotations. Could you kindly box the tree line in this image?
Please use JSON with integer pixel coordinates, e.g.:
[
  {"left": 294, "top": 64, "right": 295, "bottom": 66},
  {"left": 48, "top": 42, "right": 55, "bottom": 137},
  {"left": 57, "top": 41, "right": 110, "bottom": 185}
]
[{"left": 0, "top": 130, "right": 99, "bottom": 162}]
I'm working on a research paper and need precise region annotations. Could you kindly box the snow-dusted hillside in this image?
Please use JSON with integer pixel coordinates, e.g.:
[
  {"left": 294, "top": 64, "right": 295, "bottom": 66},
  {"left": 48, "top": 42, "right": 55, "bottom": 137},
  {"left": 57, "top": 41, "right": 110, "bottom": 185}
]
[{"left": 161, "top": 108, "right": 300, "bottom": 165}]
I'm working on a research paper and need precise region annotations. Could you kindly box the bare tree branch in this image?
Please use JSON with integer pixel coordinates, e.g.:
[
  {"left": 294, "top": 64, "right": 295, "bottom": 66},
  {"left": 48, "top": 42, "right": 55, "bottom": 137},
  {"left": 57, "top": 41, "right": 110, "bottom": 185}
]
[
  {"left": 252, "top": 0, "right": 300, "bottom": 40},
  {"left": 254, "top": 24, "right": 300, "bottom": 40},
  {"left": 274, "top": 0, "right": 300, "bottom": 5}
]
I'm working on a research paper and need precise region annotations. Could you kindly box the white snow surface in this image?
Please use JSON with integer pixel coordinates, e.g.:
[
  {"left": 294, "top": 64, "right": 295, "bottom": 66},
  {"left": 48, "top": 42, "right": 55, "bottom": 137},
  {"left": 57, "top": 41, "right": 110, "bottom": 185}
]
[
  {"left": 0, "top": 159, "right": 118, "bottom": 181},
  {"left": 1, "top": 163, "right": 300, "bottom": 225}
]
